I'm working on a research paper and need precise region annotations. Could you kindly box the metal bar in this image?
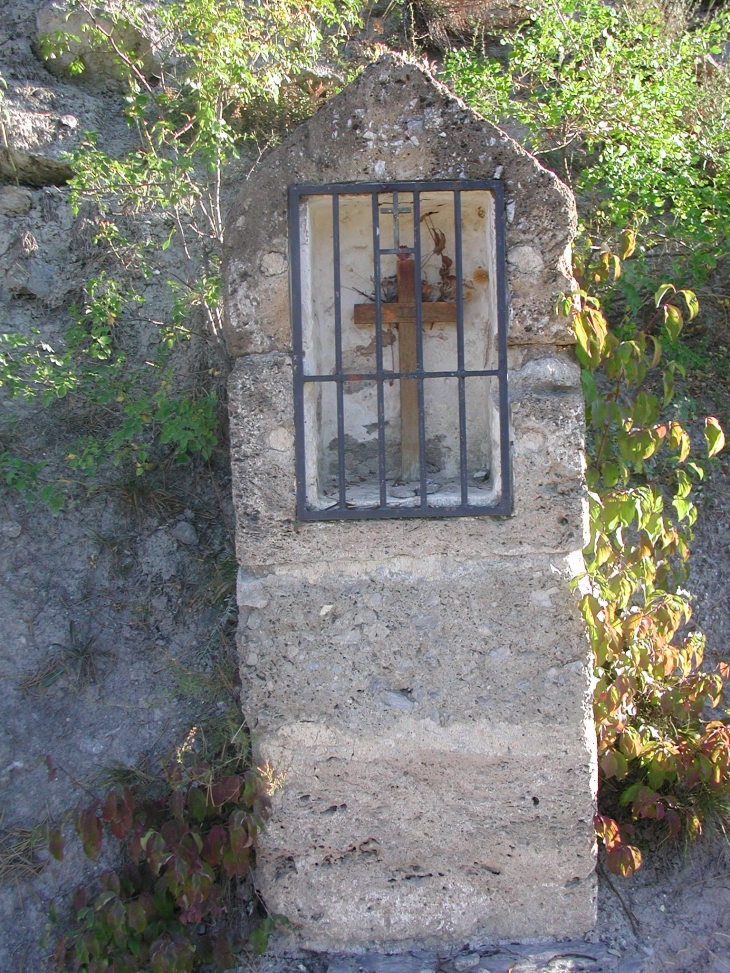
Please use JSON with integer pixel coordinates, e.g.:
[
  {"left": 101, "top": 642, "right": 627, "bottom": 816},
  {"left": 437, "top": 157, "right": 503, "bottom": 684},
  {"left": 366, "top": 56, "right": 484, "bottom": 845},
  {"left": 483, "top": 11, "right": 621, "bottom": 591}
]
[
  {"left": 454, "top": 190, "right": 468, "bottom": 505},
  {"left": 372, "top": 192, "right": 387, "bottom": 506},
  {"left": 333, "top": 194, "right": 346, "bottom": 510},
  {"left": 288, "top": 185, "right": 307, "bottom": 520},
  {"left": 298, "top": 503, "right": 505, "bottom": 522},
  {"left": 493, "top": 180, "right": 512, "bottom": 514},
  {"left": 292, "top": 180, "right": 501, "bottom": 196},
  {"left": 412, "top": 190, "right": 427, "bottom": 509},
  {"left": 302, "top": 368, "right": 500, "bottom": 382},
  {"left": 379, "top": 247, "right": 415, "bottom": 256}
]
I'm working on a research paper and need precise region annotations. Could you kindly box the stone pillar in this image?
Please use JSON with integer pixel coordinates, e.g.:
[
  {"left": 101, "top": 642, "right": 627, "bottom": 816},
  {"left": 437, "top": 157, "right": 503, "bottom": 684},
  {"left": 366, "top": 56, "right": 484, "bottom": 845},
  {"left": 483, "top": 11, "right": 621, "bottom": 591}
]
[{"left": 223, "top": 55, "right": 596, "bottom": 951}]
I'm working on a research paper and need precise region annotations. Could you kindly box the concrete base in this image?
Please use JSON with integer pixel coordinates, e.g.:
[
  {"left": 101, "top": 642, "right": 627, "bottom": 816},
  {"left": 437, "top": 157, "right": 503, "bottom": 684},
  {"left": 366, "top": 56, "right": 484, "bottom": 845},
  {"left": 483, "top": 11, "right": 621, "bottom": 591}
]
[{"left": 238, "top": 555, "right": 597, "bottom": 950}]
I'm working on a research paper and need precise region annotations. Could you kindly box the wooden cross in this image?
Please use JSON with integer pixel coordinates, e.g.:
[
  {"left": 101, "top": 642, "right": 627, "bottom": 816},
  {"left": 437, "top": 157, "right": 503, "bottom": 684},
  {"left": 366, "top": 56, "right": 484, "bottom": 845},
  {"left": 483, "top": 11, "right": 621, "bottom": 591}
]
[{"left": 353, "top": 208, "right": 458, "bottom": 482}]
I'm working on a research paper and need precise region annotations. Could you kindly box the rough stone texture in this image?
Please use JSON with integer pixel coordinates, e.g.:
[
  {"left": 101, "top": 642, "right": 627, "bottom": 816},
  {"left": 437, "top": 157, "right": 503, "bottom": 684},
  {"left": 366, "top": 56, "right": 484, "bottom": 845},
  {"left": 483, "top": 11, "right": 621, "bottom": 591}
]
[
  {"left": 223, "top": 55, "right": 595, "bottom": 951},
  {"left": 0, "top": 186, "right": 33, "bottom": 215},
  {"left": 36, "top": 1, "right": 159, "bottom": 82},
  {"left": 413, "top": 0, "right": 535, "bottom": 49},
  {"left": 1, "top": 13, "right": 137, "bottom": 189},
  {"left": 239, "top": 558, "right": 596, "bottom": 948},
  {"left": 256, "top": 939, "right": 622, "bottom": 972}
]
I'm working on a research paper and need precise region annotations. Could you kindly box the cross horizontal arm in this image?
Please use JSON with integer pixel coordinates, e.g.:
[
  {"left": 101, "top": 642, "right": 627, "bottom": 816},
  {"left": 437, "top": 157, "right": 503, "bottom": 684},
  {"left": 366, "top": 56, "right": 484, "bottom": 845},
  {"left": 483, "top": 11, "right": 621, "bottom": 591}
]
[{"left": 353, "top": 302, "right": 458, "bottom": 328}]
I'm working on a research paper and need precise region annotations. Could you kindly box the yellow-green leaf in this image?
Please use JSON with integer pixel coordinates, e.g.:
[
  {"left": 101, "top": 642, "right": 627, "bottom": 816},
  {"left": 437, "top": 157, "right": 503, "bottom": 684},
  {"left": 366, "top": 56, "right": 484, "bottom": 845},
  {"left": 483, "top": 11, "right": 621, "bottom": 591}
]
[
  {"left": 669, "top": 422, "right": 691, "bottom": 462},
  {"left": 654, "top": 283, "right": 675, "bottom": 307},
  {"left": 618, "top": 229, "right": 636, "bottom": 260},
  {"left": 663, "top": 304, "right": 683, "bottom": 343},
  {"left": 704, "top": 416, "right": 725, "bottom": 458},
  {"left": 677, "top": 289, "right": 699, "bottom": 321},
  {"left": 647, "top": 335, "right": 662, "bottom": 368}
]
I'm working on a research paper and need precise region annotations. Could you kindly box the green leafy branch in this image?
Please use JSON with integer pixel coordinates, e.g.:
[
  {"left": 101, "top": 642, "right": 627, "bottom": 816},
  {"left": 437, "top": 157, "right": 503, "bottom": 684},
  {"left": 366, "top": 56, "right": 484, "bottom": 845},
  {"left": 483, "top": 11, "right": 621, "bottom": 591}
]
[
  {"left": 568, "top": 241, "right": 728, "bottom": 876},
  {"left": 446, "top": 0, "right": 730, "bottom": 274}
]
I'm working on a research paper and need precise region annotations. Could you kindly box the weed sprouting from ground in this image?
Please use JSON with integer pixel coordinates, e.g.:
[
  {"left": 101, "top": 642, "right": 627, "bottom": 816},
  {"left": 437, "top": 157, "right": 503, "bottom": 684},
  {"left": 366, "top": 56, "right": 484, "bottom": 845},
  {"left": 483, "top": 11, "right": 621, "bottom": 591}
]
[
  {"left": 17, "top": 622, "right": 110, "bottom": 697},
  {"left": 95, "top": 760, "right": 160, "bottom": 798},
  {"left": 50, "top": 705, "right": 274, "bottom": 971},
  {"left": 62, "top": 623, "right": 108, "bottom": 687},
  {"left": 110, "top": 471, "right": 186, "bottom": 521}
]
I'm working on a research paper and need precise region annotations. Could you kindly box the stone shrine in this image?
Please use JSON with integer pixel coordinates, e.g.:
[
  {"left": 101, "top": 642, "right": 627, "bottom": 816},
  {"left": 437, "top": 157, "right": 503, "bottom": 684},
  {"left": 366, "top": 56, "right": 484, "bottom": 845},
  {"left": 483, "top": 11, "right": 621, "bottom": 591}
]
[{"left": 222, "top": 55, "right": 596, "bottom": 951}]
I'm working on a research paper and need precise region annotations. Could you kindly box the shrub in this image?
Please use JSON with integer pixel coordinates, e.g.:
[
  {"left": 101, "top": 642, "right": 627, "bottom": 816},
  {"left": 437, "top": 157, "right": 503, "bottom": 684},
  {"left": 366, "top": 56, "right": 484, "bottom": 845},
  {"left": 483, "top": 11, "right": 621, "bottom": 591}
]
[
  {"left": 1, "top": 0, "right": 362, "bottom": 508},
  {"left": 445, "top": 0, "right": 730, "bottom": 277},
  {"left": 568, "top": 240, "right": 728, "bottom": 874},
  {"left": 51, "top": 721, "right": 278, "bottom": 971}
]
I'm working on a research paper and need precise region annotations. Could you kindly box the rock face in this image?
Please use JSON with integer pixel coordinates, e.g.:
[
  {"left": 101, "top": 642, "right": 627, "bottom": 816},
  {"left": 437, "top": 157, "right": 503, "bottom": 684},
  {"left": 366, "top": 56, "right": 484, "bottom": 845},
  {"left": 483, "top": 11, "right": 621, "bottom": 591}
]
[
  {"left": 223, "top": 55, "right": 596, "bottom": 951},
  {"left": 0, "top": 98, "right": 78, "bottom": 186},
  {"left": 0, "top": 186, "right": 33, "bottom": 216},
  {"left": 0, "top": 149, "right": 73, "bottom": 187},
  {"left": 414, "top": 0, "right": 534, "bottom": 48},
  {"left": 36, "top": 2, "right": 159, "bottom": 82},
  {"left": 0, "top": 2, "right": 144, "bottom": 189}
]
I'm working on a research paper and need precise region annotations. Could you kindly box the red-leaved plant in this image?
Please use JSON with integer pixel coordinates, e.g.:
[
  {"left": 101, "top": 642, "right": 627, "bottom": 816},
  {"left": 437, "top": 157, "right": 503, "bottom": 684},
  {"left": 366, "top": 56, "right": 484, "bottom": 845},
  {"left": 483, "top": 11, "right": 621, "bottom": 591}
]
[{"left": 50, "top": 725, "right": 274, "bottom": 972}]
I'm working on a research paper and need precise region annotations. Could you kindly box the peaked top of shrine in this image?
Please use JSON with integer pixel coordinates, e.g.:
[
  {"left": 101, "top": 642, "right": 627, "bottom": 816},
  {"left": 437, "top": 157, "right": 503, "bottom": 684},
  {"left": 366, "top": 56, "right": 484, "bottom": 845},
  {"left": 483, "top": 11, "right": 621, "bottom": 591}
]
[{"left": 222, "top": 54, "right": 577, "bottom": 358}]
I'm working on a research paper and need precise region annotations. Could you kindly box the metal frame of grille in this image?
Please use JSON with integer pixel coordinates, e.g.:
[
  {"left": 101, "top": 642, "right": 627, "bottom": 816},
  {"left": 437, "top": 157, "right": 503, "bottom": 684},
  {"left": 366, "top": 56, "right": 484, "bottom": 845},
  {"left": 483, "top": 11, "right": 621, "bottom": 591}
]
[{"left": 288, "top": 179, "right": 511, "bottom": 521}]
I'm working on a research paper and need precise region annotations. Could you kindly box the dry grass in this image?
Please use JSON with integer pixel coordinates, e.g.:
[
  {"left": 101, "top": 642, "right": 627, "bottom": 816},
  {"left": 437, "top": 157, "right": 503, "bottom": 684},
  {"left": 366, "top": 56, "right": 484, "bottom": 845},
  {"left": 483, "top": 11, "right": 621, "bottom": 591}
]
[
  {"left": 90, "top": 529, "right": 136, "bottom": 576},
  {"left": 110, "top": 471, "right": 185, "bottom": 520},
  {"left": 200, "top": 551, "right": 238, "bottom": 607},
  {"left": 96, "top": 759, "right": 159, "bottom": 794},
  {"left": 15, "top": 652, "right": 67, "bottom": 696},
  {"left": 0, "top": 822, "right": 45, "bottom": 885},
  {"left": 17, "top": 622, "right": 110, "bottom": 697}
]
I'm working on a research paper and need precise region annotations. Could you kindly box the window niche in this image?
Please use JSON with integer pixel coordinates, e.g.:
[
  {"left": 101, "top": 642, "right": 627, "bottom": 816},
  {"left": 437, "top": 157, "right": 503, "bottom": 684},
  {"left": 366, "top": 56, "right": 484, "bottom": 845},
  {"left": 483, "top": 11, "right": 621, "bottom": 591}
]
[{"left": 290, "top": 181, "right": 510, "bottom": 519}]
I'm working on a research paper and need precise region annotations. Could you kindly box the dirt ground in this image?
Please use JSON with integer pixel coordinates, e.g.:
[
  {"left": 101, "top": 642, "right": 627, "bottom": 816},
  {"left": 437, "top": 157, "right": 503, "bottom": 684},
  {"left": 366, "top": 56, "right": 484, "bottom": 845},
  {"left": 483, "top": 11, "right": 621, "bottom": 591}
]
[{"left": 1, "top": 2, "right": 730, "bottom": 972}]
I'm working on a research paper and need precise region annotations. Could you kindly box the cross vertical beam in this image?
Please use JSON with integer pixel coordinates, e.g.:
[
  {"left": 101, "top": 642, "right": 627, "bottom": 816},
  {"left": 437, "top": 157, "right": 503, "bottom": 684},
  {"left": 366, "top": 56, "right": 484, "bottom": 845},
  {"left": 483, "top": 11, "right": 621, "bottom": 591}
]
[
  {"left": 395, "top": 254, "right": 420, "bottom": 482},
  {"left": 380, "top": 191, "right": 412, "bottom": 252}
]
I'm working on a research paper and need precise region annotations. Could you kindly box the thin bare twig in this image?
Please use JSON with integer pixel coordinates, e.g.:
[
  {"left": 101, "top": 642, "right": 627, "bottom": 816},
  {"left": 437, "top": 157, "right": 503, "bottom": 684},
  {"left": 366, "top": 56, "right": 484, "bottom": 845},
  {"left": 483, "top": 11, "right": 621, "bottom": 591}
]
[{"left": 598, "top": 859, "right": 642, "bottom": 938}]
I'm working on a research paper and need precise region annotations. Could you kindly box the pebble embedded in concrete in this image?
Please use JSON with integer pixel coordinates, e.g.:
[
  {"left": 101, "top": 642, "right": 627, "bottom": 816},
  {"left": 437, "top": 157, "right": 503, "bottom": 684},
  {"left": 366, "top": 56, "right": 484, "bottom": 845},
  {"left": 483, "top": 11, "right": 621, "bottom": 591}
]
[
  {"left": 260, "top": 251, "right": 288, "bottom": 276},
  {"left": 508, "top": 244, "right": 544, "bottom": 273}
]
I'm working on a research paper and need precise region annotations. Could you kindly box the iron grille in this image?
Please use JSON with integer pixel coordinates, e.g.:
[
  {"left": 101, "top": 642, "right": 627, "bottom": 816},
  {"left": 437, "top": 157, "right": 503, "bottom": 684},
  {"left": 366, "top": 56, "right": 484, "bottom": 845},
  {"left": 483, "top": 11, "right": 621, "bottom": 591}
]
[{"left": 288, "top": 179, "right": 511, "bottom": 521}]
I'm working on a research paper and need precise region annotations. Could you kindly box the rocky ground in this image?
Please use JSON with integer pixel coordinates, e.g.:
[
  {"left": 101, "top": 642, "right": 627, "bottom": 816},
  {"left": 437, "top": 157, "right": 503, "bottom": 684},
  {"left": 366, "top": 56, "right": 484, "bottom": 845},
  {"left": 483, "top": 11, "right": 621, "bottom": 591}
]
[{"left": 1, "top": 2, "right": 730, "bottom": 972}]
